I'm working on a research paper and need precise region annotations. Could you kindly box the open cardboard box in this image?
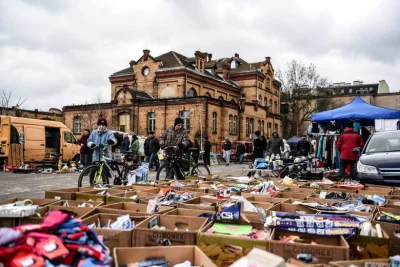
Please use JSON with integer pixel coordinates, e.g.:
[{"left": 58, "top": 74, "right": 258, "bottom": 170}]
[
  {"left": 19, "top": 205, "right": 95, "bottom": 225},
  {"left": 198, "top": 220, "right": 270, "bottom": 267},
  {"left": 0, "top": 198, "right": 61, "bottom": 207},
  {"left": 243, "top": 195, "right": 288, "bottom": 203},
  {"left": 114, "top": 246, "right": 216, "bottom": 267},
  {"left": 57, "top": 200, "right": 103, "bottom": 208},
  {"left": 106, "top": 191, "right": 158, "bottom": 205},
  {"left": 347, "top": 226, "right": 389, "bottom": 260},
  {"left": 385, "top": 199, "right": 400, "bottom": 209},
  {"left": 75, "top": 189, "right": 127, "bottom": 202},
  {"left": 306, "top": 197, "right": 347, "bottom": 205},
  {"left": 81, "top": 213, "right": 148, "bottom": 250},
  {"left": 178, "top": 197, "right": 227, "bottom": 211},
  {"left": 269, "top": 229, "right": 349, "bottom": 263},
  {"left": 164, "top": 208, "right": 216, "bottom": 217},
  {"left": 44, "top": 187, "right": 95, "bottom": 200},
  {"left": 267, "top": 203, "right": 317, "bottom": 215},
  {"left": 96, "top": 202, "right": 174, "bottom": 216},
  {"left": 373, "top": 207, "right": 400, "bottom": 256},
  {"left": 329, "top": 258, "right": 390, "bottom": 267},
  {"left": 274, "top": 191, "right": 311, "bottom": 200},
  {"left": 134, "top": 214, "right": 208, "bottom": 247}
]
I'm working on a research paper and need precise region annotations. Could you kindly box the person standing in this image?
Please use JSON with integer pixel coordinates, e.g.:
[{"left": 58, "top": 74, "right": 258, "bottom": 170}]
[
  {"left": 78, "top": 129, "right": 92, "bottom": 167},
  {"left": 268, "top": 131, "right": 283, "bottom": 157},
  {"left": 120, "top": 133, "right": 130, "bottom": 154},
  {"left": 297, "top": 135, "right": 311, "bottom": 157},
  {"left": 337, "top": 122, "right": 364, "bottom": 180},
  {"left": 130, "top": 134, "right": 140, "bottom": 164},
  {"left": 223, "top": 137, "right": 232, "bottom": 166},
  {"left": 281, "top": 139, "right": 291, "bottom": 158},
  {"left": 260, "top": 135, "right": 267, "bottom": 157},
  {"left": 191, "top": 139, "right": 200, "bottom": 164},
  {"left": 87, "top": 118, "right": 117, "bottom": 162},
  {"left": 184, "top": 139, "right": 193, "bottom": 161},
  {"left": 159, "top": 117, "right": 189, "bottom": 155},
  {"left": 144, "top": 133, "right": 151, "bottom": 162},
  {"left": 148, "top": 132, "right": 160, "bottom": 171},
  {"left": 253, "top": 131, "right": 264, "bottom": 159},
  {"left": 203, "top": 136, "right": 211, "bottom": 166},
  {"left": 237, "top": 142, "right": 246, "bottom": 164},
  {"left": 361, "top": 126, "right": 371, "bottom": 144}
]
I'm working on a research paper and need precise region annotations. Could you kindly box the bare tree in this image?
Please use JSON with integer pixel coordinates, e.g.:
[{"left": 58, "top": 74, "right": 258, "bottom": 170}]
[
  {"left": 0, "top": 90, "right": 27, "bottom": 116},
  {"left": 277, "top": 60, "right": 335, "bottom": 137}
]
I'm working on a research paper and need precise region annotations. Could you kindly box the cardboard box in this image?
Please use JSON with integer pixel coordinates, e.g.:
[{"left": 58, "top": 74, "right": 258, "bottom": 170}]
[
  {"left": 198, "top": 221, "right": 270, "bottom": 267},
  {"left": 44, "top": 187, "right": 96, "bottom": 200},
  {"left": 267, "top": 203, "right": 317, "bottom": 215},
  {"left": 241, "top": 195, "right": 287, "bottom": 203},
  {"left": 347, "top": 229, "right": 389, "bottom": 260},
  {"left": 0, "top": 198, "right": 61, "bottom": 207},
  {"left": 164, "top": 208, "right": 216, "bottom": 217},
  {"left": 307, "top": 197, "right": 347, "bottom": 205},
  {"left": 114, "top": 246, "right": 216, "bottom": 267},
  {"left": 57, "top": 200, "right": 103, "bottom": 208},
  {"left": 358, "top": 185, "right": 392, "bottom": 195},
  {"left": 373, "top": 207, "right": 400, "bottom": 256},
  {"left": 106, "top": 191, "right": 158, "bottom": 204},
  {"left": 19, "top": 205, "right": 96, "bottom": 225},
  {"left": 177, "top": 197, "right": 228, "bottom": 211},
  {"left": 274, "top": 192, "right": 311, "bottom": 200},
  {"left": 386, "top": 199, "right": 400, "bottom": 209},
  {"left": 81, "top": 213, "right": 148, "bottom": 251},
  {"left": 134, "top": 214, "right": 208, "bottom": 247},
  {"left": 269, "top": 229, "right": 349, "bottom": 263},
  {"left": 0, "top": 217, "right": 18, "bottom": 228},
  {"left": 96, "top": 202, "right": 174, "bottom": 216},
  {"left": 75, "top": 189, "right": 126, "bottom": 202},
  {"left": 329, "top": 258, "right": 390, "bottom": 267}
]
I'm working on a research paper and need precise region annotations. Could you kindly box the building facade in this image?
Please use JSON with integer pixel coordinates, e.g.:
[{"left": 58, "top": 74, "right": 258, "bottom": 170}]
[{"left": 63, "top": 50, "right": 282, "bottom": 151}]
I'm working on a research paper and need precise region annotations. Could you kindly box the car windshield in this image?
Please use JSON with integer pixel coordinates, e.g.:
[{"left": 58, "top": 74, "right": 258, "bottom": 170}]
[{"left": 365, "top": 132, "right": 400, "bottom": 153}]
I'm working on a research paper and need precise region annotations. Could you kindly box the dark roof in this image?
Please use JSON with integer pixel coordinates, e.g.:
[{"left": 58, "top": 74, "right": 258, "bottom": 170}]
[
  {"left": 110, "top": 67, "right": 134, "bottom": 77},
  {"left": 132, "top": 90, "right": 153, "bottom": 99}
]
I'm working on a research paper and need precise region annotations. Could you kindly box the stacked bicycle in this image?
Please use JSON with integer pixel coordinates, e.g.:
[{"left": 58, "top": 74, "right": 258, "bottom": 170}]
[
  {"left": 156, "top": 146, "right": 210, "bottom": 180},
  {"left": 77, "top": 144, "right": 139, "bottom": 187}
]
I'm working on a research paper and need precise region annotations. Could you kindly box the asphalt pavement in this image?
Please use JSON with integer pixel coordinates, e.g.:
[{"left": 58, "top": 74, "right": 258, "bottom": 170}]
[{"left": 0, "top": 162, "right": 250, "bottom": 201}]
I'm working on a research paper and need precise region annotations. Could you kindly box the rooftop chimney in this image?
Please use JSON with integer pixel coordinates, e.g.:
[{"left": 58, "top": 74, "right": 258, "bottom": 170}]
[
  {"left": 194, "top": 51, "right": 207, "bottom": 73},
  {"left": 234, "top": 53, "right": 239, "bottom": 58},
  {"left": 129, "top": 60, "right": 136, "bottom": 67},
  {"left": 265, "top": 57, "right": 271, "bottom": 64},
  {"left": 143, "top": 49, "right": 150, "bottom": 61},
  {"left": 208, "top": 53, "right": 212, "bottom": 62},
  {"left": 222, "top": 63, "right": 231, "bottom": 81}
]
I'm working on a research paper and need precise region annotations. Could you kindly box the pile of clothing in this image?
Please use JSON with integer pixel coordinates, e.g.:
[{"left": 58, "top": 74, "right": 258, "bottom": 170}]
[
  {"left": 153, "top": 190, "right": 196, "bottom": 206},
  {"left": 0, "top": 210, "right": 110, "bottom": 266},
  {"left": 248, "top": 182, "right": 281, "bottom": 195}
]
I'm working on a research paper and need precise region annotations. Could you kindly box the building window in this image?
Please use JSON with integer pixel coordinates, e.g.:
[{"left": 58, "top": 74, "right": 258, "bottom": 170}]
[
  {"left": 267, "top": 78, "right": 271, "bottom": 89},
  {"left": 246, "top": 117, "right": 249, "bottom": 137},
  {"left": 218, "top": 96, "right": 224, "bottom": 101},
  {"left": 229, "top": 115, "right": 233, "bottom": 134},
  {"left": 119, "top": 113, "right": 130, "bottom": 132},
  {"left": 341, "top": 89, "right": 344, "bottom": 94},
  {"left": 274, "top": 101, "right": 278, "bottom": 114},
  {"left": 269, "top": 99, "right": 273, "bottom": 111},
  {"left": 264, "top": 97, "right": 267, "bottom": 106},
  {"left": 187, "top": 88, "right": 197, "bottom": 97},
  {"left": 142, "top": 66, "right": 150, "bottom": 76},
  {"left": 212, "top": 112, "right": 217, "bottom": 133},
  {"left": 258, "top": 120, "right": 261, "bottom": 131},
  {"left": 204, "top": 92, "right": 211, "bottom": 98},
  {"left": 64, "top": 131, "right": 77, "bottom": 144},
  {"left": 349, "top": 89, "right": 353, "bottom": 94},
  {"left": 261, "top": 120, "right": 265, "bottom": 135},
  {"left": 268, "top": 122, "right": 272, "bottom": 136},
  {"left": 73, "top": 116, "right": 81, "bottom": 134},
  {"left": 180, "top": 110, "right": 190, "bottom": 132},
  {"left": 233, "top": 115, "right": 237, "bottom": 134},
  {"left": 241, "top": 94, "right": 246, "bottom": 99},
  {"left": 147, "top": 112, "right": 155, "bottom": 132},
  {"left": 274, "top": 123, "right": 278, "bottom": 132},
  {"left": 249, "top": 118, "right": 254, "bottom": 135}
]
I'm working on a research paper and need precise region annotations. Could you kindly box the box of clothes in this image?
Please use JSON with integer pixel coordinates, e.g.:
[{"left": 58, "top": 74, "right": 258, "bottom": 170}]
[{"left": 96, "top": 202, "right": 174, "bottom": 216}]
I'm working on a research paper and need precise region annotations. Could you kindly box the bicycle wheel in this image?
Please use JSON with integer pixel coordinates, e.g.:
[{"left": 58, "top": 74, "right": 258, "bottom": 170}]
[
  {"left": 190, "top": 163, "right": 211, "bottom": 177},
  {"left": 78, "top": 165, "right": 109, "bottom": 187},
  {"left": 156, "top": 164, "right": 179, "bottom": 181}
]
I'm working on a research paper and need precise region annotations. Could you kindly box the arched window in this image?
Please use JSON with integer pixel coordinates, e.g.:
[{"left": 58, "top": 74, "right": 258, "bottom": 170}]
[
  {"left": 212, "top": 112, "right": 217, "bottom": 133},
  {"left": 231, "top": 99, "right": 236, "bottom": 103},
  {"left": 187, "top": 88, "right": 197, "bottom": 97},
  {"left": 73, "top": 116, "right": 81, "bottom": 134},
  {"left": 264, "top": 97, "right": 267, "bottom": 106},
  {"left": 258, "top": 94, "right": 262, "bottom": 102},
  {"left": 233, "top": 116, "right": 237, "bottom": 134},
  {"left": 267, "top": 77, "right": 271, "bottom": 89},
  {"left": 261, "top": 120, "right": 265, "bottom": 135},
  {"left": 258, "top": 120, "right": 261, "bottom": 131},
  {"left": 180, "top": 110, "right": 190, "bottom": 132},
  {"left": 274, "top": 101, "right": 278, "bottom": 114},
  {"left": 274, "top": 123, "right": 278, "bottom": 132},
  {"left": 249, "top": 118, "right": 254, "bottom": 135},
  {"left": 246, "top": 118, "right": 249, "bottom": 137},
  {"left": 268, "top": 122, "right": 272, "bottom": 136},
  {"left": 269, "top": 99, "right": 273, "bottom": 111},
  {"left": 119, "top": 113, "right": 130, "bottom": 132},
  {"left": 218, "top": 96, "right": 224, "bottom": 101},
  {"left": 229, "top": 115, "right": 233, "bottom": 134},
  {"left": 204, "top": 92, "right": 211, "bottom": 98},
  {"left": 147, "top": 112, "right": 155, "bottom": 132}
]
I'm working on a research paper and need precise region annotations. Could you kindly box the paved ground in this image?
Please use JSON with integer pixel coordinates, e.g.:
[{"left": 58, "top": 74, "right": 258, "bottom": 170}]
[{"left": 0, "top": 163, "right": 250, "bottom": 201}]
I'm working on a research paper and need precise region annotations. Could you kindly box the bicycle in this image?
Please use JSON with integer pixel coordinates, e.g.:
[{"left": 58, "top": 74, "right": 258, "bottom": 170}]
[
  {"left": 78, "top": 144, "right": 139, "bottom": 187},
  {"left": 156, "top": 146, "right": 210, "bottom": 180}
]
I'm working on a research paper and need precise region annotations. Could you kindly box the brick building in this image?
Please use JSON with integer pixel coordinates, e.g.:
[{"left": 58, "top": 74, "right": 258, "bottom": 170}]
[{"left": 63, "top": 50, "right": 282, "bottom": 151}]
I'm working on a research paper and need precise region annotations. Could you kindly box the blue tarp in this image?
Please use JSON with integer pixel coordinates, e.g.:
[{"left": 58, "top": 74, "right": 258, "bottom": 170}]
[
  {"left": 311, "top": 96, "right": 400, "bottom": 126},
  {"left": 287, "top": 136, "right": 301, "bottom": 144}
]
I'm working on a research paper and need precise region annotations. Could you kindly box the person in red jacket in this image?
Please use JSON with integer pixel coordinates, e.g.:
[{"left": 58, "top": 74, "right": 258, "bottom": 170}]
[{"left": 336, "top": 122, "right": 364, "bottom": 180}]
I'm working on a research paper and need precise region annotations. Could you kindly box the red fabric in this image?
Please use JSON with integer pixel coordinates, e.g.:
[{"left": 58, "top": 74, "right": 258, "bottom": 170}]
[{"left": 336, "top": 129, "right": 364, "bottom": 160}]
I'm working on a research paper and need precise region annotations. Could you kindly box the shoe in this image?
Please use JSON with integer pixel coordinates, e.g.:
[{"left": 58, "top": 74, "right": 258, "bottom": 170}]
[{"left": 226, "top": 163, "right": 230, "bottom": 166}]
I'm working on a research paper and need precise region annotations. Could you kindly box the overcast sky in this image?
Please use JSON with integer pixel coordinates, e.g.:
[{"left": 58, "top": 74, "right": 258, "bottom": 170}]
[{"left": 0, "top": 0, "right": 399, "bottom": 110}]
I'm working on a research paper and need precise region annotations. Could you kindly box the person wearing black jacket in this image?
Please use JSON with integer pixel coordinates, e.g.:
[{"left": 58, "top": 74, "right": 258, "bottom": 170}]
[
  {"left": 191, "top": 139, "right": 200, "bottom": 164},
  {"left": 203, "top": 137, "right": 211, "bottom": 166},
  {"left": 297, "top": 135, "right": 311, "bottom": 157},
  {"left": 260, "top": 135, "right": 267, "bottom": 157},
  {"left": 144, "top": 132, "right": 151, "bottom": 162},
  {"left": 223, "top": 137, "right": 232, "bottom": 166},
  {"left": 253, "top": 131, "right": 264, "bottom": 159},
  {"left": 120, "top": 134, "right": 130, "bottom": 154},
  {"left": 148, "top": 132, "right": 160, "bottom": 171},
  {"left": 237, "top": 142, "right": 246, "bottom": 164}
]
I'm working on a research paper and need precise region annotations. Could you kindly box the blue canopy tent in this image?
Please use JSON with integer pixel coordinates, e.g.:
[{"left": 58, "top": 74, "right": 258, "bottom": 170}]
[{"left": 311, "top": 96, "right": 400, "bottom": 126}]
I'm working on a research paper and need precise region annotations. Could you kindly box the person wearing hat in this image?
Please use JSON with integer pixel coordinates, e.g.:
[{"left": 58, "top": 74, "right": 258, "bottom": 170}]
[
  {"left": 203, "top": 136, "right": 211, "bottom": 166},
  {"left": 87, "top": 118, "right": 117, "bottom": 162},
  {"left": 159, "top": 117, "right": 189, "bottom": 155},
  {"left": 337, "top": 121, "right": 364, "bottom": 180},
  {"left": 223, "top": 137, "right": 232, "bottom": 166},
  {"left": 268, "top": 130, "right": 283, "bottom": 157}
]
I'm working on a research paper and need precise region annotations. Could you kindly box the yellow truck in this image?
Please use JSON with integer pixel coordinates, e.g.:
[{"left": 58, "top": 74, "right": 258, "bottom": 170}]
[{"left": 0, "top": 116, "right": 80, "bottom": 165}]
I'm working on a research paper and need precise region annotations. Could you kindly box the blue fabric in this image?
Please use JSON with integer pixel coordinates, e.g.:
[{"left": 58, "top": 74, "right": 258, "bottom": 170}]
[
  {"left": 87, "top": 129, "right": 117, "bottom": 162},
  {"left": 353, "top": 122, "right": 361, "bottom": 133},
  {"left": 148, "top": 152, "right": 159, "bottom": 170},
  {"left": 312, "top": 96, "right": 400, "bottom": 126},
  {"left": 239, "top": 154, "right": 244, "bottom": 164},
  {"left": 317, "top": 136, "right": 324, "bottom": 161},
  {"left": 256, "top": 163, "right": 268, "bottom": 169}
]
